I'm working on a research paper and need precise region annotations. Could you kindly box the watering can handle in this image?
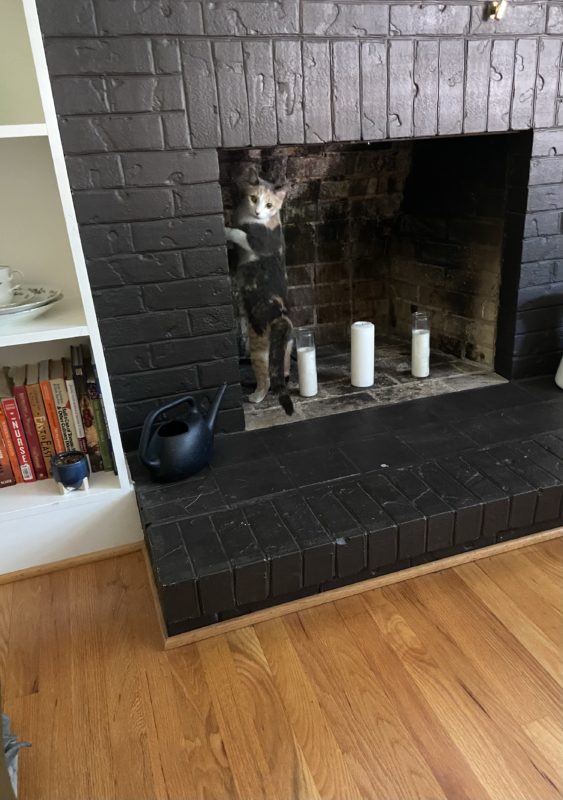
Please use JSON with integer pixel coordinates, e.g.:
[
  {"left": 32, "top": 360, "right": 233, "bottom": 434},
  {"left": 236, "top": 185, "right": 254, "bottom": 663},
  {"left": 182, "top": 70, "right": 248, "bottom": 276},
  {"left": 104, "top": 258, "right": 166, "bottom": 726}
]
[{"left": 139, "top": 395, "right": 197, "bottom": 467}]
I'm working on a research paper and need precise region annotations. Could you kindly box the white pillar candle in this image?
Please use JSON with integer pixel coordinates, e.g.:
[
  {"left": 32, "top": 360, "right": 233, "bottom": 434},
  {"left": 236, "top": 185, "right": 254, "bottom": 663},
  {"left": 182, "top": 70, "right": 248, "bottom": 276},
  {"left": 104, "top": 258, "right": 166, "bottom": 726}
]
[
  {"left": 351, "top": 321, "right": 375, "bottom": 387},
  {"left": 297, "top": 346, "right": 318, "bottom": 397},
  {"left": 555, "top": 355, "right": 563, "bottom": 389},
  {"left": 411, "top": 329, "right": 430, "bottom": 378}
]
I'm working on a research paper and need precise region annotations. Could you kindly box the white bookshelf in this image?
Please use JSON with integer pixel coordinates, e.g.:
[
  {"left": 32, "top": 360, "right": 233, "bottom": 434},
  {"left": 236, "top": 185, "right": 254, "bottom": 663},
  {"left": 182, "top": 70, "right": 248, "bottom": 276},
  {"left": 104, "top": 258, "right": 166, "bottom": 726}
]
[{"left": 0, "top": 0, "right": 142, "bottom": 575}]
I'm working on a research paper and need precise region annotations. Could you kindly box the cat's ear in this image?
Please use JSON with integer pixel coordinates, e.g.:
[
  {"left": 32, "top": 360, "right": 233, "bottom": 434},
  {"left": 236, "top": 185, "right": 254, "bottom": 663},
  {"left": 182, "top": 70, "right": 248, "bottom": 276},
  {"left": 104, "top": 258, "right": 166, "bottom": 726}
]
[
  {"left": 274, "top": 182, "right": 289, "bottom": 200},
  {"left": 247, "top": 165, "right": 260, "bottom": 186}
]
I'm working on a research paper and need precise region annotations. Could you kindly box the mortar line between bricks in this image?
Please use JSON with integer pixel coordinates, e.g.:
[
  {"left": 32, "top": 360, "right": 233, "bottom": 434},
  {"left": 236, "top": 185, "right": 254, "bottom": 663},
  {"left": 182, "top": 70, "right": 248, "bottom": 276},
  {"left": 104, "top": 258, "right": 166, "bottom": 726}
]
[{"left": 44, "top": 34, "right": 558, "bottom": 44}]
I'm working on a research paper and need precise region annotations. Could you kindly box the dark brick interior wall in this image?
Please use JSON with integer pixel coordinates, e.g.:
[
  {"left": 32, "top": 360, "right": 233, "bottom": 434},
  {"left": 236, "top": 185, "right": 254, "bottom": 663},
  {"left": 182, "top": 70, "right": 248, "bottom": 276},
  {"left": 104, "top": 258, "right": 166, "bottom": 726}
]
[
  {"left": 219, "top": 142, "right": 412, "bottom": 347},
  {"left": 36, "top": 0, "right": 563, "bottom": 446}
]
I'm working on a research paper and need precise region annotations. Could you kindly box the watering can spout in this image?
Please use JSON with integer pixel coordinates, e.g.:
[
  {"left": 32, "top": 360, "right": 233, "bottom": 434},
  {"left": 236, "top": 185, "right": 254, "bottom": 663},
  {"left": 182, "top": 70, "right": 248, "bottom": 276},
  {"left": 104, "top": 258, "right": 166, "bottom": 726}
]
[{"left": 207, "top": 383, "right": 227, "bottom": 434}]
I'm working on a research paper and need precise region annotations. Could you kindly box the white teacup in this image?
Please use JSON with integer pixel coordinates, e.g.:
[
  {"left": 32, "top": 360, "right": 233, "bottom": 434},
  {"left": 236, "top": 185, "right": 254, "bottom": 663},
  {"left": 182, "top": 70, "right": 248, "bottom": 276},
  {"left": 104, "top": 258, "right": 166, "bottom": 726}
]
[{"left": 0, "top": 266, "right": 24, "bottom": 305}]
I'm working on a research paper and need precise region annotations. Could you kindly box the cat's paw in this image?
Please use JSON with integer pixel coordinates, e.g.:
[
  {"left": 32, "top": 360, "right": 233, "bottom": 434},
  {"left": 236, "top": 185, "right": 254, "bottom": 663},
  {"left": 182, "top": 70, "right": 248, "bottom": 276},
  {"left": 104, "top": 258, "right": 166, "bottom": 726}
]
[{"left": 249, "top": 388, "right": 268, "bottom": 404}]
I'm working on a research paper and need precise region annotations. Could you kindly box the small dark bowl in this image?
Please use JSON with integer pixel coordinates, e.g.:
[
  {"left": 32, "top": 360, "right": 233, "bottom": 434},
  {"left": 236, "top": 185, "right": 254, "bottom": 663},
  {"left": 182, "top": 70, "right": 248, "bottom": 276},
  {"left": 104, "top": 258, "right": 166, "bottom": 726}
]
[{"left": 51, "top": 450, "right": 90, "bottom": 489}]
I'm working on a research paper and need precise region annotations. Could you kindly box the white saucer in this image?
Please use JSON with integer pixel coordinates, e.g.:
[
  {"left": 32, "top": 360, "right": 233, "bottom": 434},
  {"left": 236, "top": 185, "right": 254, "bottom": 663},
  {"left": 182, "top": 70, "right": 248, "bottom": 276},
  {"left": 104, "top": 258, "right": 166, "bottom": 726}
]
[
  {"left": 0, "top": 297, "right": 63, "bottom": 328},
  {"left": 0, "top": 285, "right": 63, "bottom": 315}
]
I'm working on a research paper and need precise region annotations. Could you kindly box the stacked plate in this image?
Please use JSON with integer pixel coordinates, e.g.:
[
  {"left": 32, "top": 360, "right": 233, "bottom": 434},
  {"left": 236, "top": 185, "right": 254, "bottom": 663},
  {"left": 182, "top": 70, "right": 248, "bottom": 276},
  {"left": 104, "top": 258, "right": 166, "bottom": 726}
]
[{"left": 0, "top": 285, "right": 64, "bottom": 328}]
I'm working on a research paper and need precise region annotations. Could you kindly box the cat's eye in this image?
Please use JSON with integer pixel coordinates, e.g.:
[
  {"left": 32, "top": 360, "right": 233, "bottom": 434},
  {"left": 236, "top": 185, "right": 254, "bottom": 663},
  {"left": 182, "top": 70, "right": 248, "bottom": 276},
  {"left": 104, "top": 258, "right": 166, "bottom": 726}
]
[
  {"left": 266, "top": 202, "right": 273, "bottom": 209},
  {"left": 250, "top": 195, "right": 258, "bottom": 203}
]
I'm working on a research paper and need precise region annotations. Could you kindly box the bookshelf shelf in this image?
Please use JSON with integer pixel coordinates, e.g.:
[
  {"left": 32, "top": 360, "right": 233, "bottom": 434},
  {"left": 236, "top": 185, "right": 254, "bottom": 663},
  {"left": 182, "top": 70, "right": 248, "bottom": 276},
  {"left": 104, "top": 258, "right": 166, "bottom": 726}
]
[
  {"left": 0, "top": 0, "right": 142, "bottom": 576},
  {"left": 0, "top": 471, "right": 121, "bottom": 518},
  {"left": 0, "top": 123, "right": 48, "bottom": 138},
  {"left": 0, "top": 300, "right": 88, "bottom": 347}
]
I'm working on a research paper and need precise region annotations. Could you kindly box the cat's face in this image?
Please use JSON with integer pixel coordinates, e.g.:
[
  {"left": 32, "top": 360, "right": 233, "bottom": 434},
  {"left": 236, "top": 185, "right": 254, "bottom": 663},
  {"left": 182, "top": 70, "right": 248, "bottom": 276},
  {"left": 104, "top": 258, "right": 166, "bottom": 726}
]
[{"left": 239, "top": 171, "right": 287, "bottom": 222}]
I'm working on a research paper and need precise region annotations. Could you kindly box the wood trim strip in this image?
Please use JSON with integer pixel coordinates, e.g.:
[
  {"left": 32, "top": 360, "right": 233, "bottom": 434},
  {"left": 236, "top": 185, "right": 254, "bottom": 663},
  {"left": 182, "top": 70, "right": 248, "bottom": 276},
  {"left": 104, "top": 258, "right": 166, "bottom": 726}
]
[
  {"left": 0, "top": 540, "right": 143, "bottom": 585},
  {"left": 154, "top": 528, "right": 563, "bottom": 650}
]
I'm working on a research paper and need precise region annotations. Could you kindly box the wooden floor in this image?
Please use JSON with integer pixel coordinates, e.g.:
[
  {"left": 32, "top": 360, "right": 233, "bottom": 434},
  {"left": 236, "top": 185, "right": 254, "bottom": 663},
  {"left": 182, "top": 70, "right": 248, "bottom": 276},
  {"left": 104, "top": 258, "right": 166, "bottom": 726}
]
[{"left": 1, "top": 539, "right": 562, "bottom": 800}]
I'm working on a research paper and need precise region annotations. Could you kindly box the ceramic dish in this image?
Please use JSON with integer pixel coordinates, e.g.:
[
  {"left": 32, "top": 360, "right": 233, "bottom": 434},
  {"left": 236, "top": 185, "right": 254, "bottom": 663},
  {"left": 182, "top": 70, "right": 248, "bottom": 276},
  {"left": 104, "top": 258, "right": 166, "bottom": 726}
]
[
  {"left": 0, "top": 285, "right": 63, "bottom": 315},
  {"left": 0, "top": 287, "right": 36, "bottom": 310},
  {"left": 0, "top": 298, "right": 62, "bottom": 328}
]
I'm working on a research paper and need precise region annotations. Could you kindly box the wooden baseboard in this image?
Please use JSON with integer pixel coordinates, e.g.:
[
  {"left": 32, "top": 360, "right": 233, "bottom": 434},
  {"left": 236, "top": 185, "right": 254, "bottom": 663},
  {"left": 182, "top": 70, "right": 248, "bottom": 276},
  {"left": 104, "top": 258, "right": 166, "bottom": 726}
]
[
  {"left": 0, "top": 540, "right": 143, "bottom": 585},
  {"left": 149, "top": 528, "right": 563, "bottom": 650}
]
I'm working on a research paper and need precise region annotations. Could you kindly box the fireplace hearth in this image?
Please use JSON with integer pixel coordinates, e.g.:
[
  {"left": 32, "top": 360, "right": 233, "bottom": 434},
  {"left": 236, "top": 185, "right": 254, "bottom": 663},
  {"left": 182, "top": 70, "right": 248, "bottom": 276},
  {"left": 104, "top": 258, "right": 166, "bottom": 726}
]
[{"left": 38, "top": 0, "right": 563, "bottom": 640}]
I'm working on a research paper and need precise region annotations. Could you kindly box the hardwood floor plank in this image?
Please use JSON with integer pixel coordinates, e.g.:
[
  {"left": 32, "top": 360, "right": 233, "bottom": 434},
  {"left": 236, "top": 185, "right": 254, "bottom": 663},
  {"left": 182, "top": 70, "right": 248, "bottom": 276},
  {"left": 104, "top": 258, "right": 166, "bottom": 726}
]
[
  {"left": 255, "top": 617, "right": 363, "bottom": 800},
  {"left": 0, "top": 541, "right": 560, "bottom": 800},
  {"left": 456, "top": 561, "right": 562, "bottom": 685},
  {"left": 363, "top": 585, "right": 561, "bottom": 800},
  {"left": 335, "top": 594, "right": 495, "bottom": 800},
  {"left": 291, "top": 603, "right": 448, "bottom": 800}
]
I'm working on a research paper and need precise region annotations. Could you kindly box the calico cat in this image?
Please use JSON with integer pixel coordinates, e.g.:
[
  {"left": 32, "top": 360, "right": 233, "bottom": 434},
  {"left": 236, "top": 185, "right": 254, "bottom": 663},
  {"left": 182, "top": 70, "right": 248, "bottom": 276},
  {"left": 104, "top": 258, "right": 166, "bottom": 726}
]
[{"left": 225, "top": 168, "right": 294, "bottom": 415}]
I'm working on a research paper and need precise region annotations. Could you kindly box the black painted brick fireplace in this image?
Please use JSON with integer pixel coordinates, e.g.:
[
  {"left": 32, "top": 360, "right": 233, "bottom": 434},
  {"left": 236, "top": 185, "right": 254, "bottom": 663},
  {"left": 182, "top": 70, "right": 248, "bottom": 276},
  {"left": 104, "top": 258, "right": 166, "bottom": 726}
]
[{"left": 37, "top": 0, "right": 563, "bottom": 450}]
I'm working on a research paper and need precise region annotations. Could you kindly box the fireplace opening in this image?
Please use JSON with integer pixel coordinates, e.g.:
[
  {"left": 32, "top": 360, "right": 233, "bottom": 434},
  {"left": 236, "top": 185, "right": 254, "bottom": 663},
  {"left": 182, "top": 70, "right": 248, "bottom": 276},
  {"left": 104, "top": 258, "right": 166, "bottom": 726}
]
[{"left": 219, "top": 132, "right": 532, "bottom": 430}]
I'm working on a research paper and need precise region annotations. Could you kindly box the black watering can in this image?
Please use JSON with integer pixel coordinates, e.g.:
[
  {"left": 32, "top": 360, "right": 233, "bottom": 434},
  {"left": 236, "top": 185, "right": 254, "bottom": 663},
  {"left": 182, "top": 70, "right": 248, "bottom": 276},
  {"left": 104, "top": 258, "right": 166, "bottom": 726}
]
[{"left": 139, "top": 383, "right": 227, "bottom": 482}]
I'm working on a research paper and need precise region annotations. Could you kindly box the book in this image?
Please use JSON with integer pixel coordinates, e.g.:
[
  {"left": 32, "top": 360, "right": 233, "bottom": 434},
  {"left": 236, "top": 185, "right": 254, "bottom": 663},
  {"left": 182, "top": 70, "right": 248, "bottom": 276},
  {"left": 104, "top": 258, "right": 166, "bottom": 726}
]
[
  {"left": 0, "top": 370, "right": 35, "bottom": 483},
  {"left": 63, "top": 357, "right": 88, "bottom": 457},
  {"left": 0, "top": 407, "right": 23, "bottom": 483},
  {"left": 83, "top": 350, "right": 112, "bottom": 471},
  {"left": 25, "top": 363, "right": 55, "bottom": 477},
  {"left": 39, "top": 360, "right": 65, "bottom": 454},
  {"left": 0, "top": 427, "right": 16, "bottom": 487},
  {"left": 70, "top": 345, "right": 104, "bottom": 472},
  {"left": 49, "top": 359, "right": 80, "bottom": 452},
  {"left": 10, "top": 365, "right": 48, "bottom": 480}
]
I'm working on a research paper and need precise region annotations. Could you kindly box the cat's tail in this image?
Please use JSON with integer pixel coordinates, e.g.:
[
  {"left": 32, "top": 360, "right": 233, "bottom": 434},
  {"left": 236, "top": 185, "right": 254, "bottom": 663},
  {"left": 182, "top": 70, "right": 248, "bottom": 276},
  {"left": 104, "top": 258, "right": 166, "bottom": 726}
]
[{"left": 270, "top": 315, "right": 294, "bottom": 416}]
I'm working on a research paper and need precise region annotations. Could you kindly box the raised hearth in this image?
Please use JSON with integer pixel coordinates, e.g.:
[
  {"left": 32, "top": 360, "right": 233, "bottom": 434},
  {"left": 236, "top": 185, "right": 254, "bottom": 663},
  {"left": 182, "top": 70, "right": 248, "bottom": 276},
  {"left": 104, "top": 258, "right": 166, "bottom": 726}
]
[{"left": 134, "top": 379, "right": 563, "bottom": 638}]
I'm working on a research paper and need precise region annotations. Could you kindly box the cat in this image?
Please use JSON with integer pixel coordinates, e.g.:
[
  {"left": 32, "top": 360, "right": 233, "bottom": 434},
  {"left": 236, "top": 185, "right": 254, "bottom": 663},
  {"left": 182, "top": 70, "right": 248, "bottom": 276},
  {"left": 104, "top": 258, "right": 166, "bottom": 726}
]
[{"left": 225, "top": 167, "right": 294, "bottom": 416}]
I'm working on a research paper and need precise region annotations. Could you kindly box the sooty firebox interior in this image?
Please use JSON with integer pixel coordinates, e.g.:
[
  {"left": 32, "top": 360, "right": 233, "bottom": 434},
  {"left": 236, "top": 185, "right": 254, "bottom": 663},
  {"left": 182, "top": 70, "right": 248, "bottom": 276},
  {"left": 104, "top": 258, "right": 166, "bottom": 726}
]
[{"left": 219, "top": 133, "right": 528, "bottom": 430}]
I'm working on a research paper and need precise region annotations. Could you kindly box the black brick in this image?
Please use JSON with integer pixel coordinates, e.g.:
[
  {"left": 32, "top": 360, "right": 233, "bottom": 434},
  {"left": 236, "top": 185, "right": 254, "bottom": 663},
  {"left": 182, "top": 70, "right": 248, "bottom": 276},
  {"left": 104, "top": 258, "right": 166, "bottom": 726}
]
[
  {"left": 462, "top": 450, "right": 537, "bottom": 529},
  {"left": 529, "top": 156, "right": 563, "bottom": 186},
  {"left": 92, "top": 286, "right": 144, "bottom": 318},
  {"left": 511, "top": 38, "right": 538, "bottom": 131},
  {"left": 243, "top": 502, "right": 302, "bottom": 596},
  {"left": 143, "top": 276, "right": 230, "bottom": 310},
  {"left": 203, "top": 0, "right": 298, "bottom": 35},
  {"left": 332, "top": 41, "right": 360, "bottom": 142},
  {"left": 274, "top": 40, "right": 304, "bottom": 144},
  {"left": 548, "top": 5, "right": 563, "bottom": 34},
  {"left": 212, "top": 509, "right": 269, "bottom": 606},
  {"left": 527, "top": 184, "right": 563, "bottom": 212},
  {"left": 66, "top": 154, "right": 124, "bottom": 190},
  {"left": 161, "top": 111, "right": 191, "bottom": 149},
  {"left": 60, "top": 114, "right": 164, "bottom": 154},
  {"left": 99, "top": 309, "right": 189, "bottom": 346},
  {"left": 45, "top": 37, "right": 153, "bottom": 75},
  {"left": 491, "top": 444, "right": 563, "bottom": 521},
  {"left": 532, "top": 130, "right": 563, "bottom": 157},
  {"left": 179, "top": 516, "right": 235, "bottom": 615},
  {"left": 106, "top": 75, "right": 184, "bottom": 113},
  {"left": 189, "top": 304, "right": 236, "bottom": 335},
  {"left": 145, "top": 521, "right": 200, "bottom": 621},
  {"left": 303, "top": 41, "right": 331, "bottom": 144},
  {"left": 464, "top": 39, "right": 491, "bottom": 133},
  {"left": 414, "top": 462, "right": 483, "bottom": 545},
  {"left": 122, "top": 149, "right": 218, "bottom": 186},
  {"left": 89, "top": 251, "right": 184, "bottom": 287},
  {"left": 335, "top": 483, "right": 398, "bottom": 568},
  {"left": 52, "top": 77, "right": 108, "bottom": 115},
  {"left": 303, "top": 2, "right": 388, "bottom": 35},
  {"left": 386, "top": 468, "right": 455, "bottom": 551},
  {"left": 274, "top": 494, "right": 334, "bottom": 585},
  {"left": 361, "top": 472, "right": 426, "bottom": 559},
  {"left": 388, "top": 40, "right": 415, "bottom": 138},
  {"left": 277, "top": 446, "right": 358, "bottom": 488},
  {"left": 183, "top": 246, "right": 229, "bottom": 279},
  {"left": 438, "top": 455, "right": 510, "bottom": 537},
  {"left": 37, "top": 0, "right": 97, "bottom": 35},
  {"left": 305, "top": 488, "right": 367, "bottom": 577},
  {"left": 153, "top": 38, "right": 181, "bottom": 74},
  {"left": 524, "top": 211, "right": 563, "bottom": 237},
  {"left": 391, "top": 3, "right": 469, "bottom": 35},
  {"left": 243, "top": 40, "right": 277, "bottom": 147},
  {"left": 197, "top": 357, "right": 240, "bottom": 389},
  {"left": 471, "top": 2, "right": 545, "bottom": 35},
  {"left": 535, "top": 39, "right": 562, "bottom": 129},
  {"left": 75, "top": 188, "right": 173, "bottom": 224},
  {"left": 438, "top": 39, "right": 464, "bottom": 135},
  {"left": 80, "top": 223, "right": 133, "bottom": 258},
  {"left": 180, "top": 40, "right": 221, "bottom": 148},
  {"left": 413, "top": 40, "right": 438, "bottom": 138},
  {"left": 173, "top": 183, "right": 223, "bottom": 216},
  {"left": 104, "top": 344, "right": 152, "bottom": 374},
  {"left": 96, "top": 0, "right": 203, "bottom": 34},
  {"left": 132, "top": 215, "right": 224, "bottom": 252},
  {"left": 152, "top": 332, "right": 237, "bottom": 368},
  {"left": 361, "top": 41, "right": 388, "bottom": 140},
  {"left": 214, "top": 41, "right": 250, "bottom": 148},
  {"left": 488, "top": 39, "right": 515, "bottom": 133},
  {"left": 111, "top": 364, "right": 198, "bottom": 402}
]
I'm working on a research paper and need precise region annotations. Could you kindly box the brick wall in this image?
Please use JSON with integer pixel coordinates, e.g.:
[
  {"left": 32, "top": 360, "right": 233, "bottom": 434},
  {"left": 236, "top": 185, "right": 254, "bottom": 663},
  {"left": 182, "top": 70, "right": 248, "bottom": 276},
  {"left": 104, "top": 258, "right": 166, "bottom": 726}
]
[{"left": 36, "top": 0, "right": 563, "bottom": 447}]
